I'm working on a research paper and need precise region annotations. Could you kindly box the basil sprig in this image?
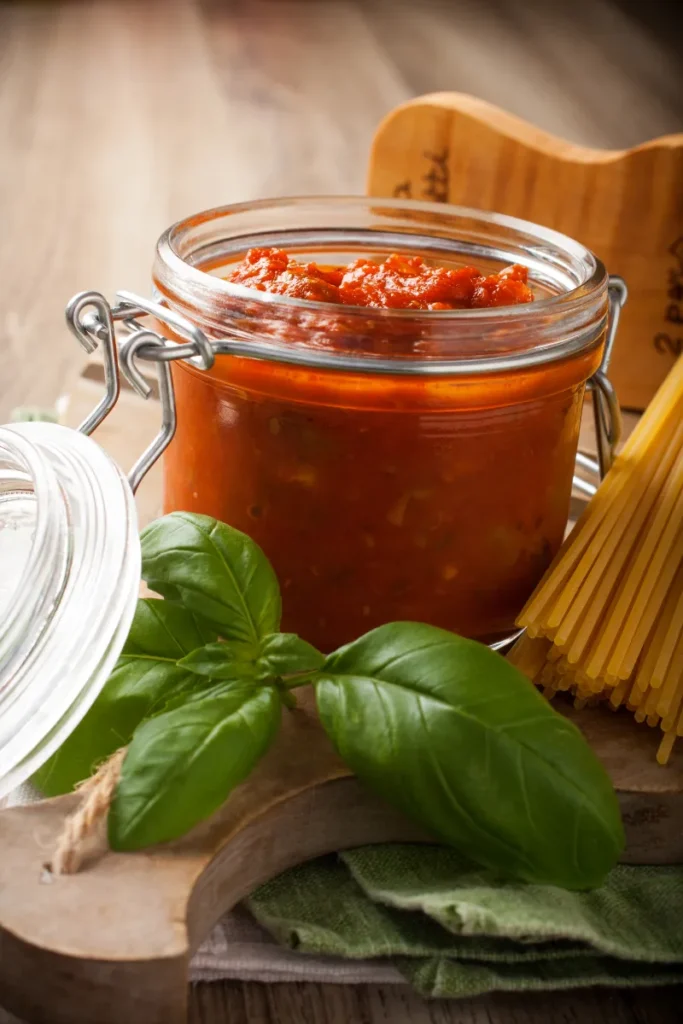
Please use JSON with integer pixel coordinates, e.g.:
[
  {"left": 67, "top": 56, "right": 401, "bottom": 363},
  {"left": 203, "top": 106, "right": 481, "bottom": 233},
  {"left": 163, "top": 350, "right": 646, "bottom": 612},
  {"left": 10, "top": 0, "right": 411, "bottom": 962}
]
[{"left": 37, "top": 513, "right": 624, "bottom": 888}]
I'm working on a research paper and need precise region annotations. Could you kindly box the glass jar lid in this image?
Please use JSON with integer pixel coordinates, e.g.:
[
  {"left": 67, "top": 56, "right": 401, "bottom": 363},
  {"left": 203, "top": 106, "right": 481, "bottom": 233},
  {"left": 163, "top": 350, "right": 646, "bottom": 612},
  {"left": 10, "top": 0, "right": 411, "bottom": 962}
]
[{"left": 0, "top": 422, "right": 140, "bottom": 797}]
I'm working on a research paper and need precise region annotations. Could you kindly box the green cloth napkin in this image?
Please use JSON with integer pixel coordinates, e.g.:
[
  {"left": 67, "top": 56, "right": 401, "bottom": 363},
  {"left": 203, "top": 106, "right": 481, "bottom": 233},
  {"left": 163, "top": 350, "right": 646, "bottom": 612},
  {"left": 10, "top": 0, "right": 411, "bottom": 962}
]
[{"left": 247, "top": 845, "right": 683, "bottom": 998}]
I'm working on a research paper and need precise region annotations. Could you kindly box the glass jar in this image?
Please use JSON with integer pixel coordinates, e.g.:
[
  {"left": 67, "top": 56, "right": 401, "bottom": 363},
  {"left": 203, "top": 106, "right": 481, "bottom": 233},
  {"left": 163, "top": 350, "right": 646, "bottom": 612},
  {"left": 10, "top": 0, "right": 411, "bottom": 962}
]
[
  {"left": 143, "top": 198, "right": 612, "bottom": 651},
  {"left": 0, "top": 421, "right": 140, "bottom": 798},
  {"left": 66, "top": 197, "right": 620, "bottom": 656}
]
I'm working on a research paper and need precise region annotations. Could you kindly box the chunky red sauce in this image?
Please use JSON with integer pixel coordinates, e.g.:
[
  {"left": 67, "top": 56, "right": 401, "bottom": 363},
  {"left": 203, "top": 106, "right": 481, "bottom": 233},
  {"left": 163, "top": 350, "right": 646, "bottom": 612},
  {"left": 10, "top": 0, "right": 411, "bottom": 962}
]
[
  {"left": 162, "top": 247, "right": 598, "bottom": 652},
  {"left": 226, "top": 248, "right": 534, "bottom": 310}
]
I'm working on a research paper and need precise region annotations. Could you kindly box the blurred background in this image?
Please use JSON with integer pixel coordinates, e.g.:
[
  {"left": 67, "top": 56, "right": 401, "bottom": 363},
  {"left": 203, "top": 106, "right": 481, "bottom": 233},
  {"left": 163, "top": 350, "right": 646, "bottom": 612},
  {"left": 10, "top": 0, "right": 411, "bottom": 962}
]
[{"left": 0, "top": 0, "right": 681, "bottom": 419}]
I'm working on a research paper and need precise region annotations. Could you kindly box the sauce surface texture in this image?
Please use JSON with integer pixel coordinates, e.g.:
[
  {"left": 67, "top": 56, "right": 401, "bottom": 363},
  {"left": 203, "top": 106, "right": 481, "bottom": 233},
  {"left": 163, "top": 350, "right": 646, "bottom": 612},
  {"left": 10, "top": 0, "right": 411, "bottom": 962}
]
[{"left": 226, "top": 248, "right": 534, "bottom": 310}]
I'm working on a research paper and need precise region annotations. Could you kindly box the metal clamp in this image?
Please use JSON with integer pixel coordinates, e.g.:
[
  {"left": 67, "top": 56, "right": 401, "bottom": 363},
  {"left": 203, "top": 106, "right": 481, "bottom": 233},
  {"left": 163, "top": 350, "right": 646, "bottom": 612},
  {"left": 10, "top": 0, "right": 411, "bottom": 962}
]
[
  {"left": 118, "top": 329, "right": 177, "bottom": 493},
  {"left": 65, "top": 291, "right": 187, "bottom": 493},
  {"left": 577, "top": 275, "right": 628, "bottom": 495},
  {"left": 66, "top": 276, "right": 627, "bottom": 496},
  {"left": 66, "top": 292, "right": 120, "bottom": 437}
]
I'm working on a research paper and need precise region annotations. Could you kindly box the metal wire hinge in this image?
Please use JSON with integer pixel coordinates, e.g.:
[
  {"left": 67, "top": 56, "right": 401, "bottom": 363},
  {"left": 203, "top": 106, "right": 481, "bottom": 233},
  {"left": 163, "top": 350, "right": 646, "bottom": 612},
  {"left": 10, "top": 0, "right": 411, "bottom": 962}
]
[
  {"left": 65, "top": 290, "right": 214, "bottom": 492},
  {"left": 65, "top": 276, "right": 628, "bottom": 495},
  {"left": 577, "top": 275, "right": 628, "bottom": 496}
]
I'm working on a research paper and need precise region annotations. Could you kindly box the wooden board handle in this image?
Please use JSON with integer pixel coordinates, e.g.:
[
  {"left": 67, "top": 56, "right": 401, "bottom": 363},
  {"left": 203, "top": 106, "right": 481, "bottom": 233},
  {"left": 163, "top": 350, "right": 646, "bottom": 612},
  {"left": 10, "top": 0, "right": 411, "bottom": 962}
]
[{"left": 367, "top": 92, "right": 683, "bottom": 410}]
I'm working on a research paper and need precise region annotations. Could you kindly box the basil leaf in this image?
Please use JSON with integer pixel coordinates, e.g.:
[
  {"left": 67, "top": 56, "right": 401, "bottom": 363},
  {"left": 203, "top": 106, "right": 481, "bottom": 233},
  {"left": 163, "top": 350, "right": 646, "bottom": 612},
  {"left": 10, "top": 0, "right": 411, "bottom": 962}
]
[
  {"left": 178, "top": 641, "right": 259, "bottom": 680},
  {"left": 109, "top": 681, "right": 281, "bottom": 850},
  {"left": 141, "top": 512, "right": 281, "bottom": 644},
  {"left": 316, "top": 623, "right": 624, "bottom": 891},
  {"left": 34, "top": 600, "right": 217, "bottom": 796},
  {"left": 257, "top": 633, "right": 324, "bottom": 679}
]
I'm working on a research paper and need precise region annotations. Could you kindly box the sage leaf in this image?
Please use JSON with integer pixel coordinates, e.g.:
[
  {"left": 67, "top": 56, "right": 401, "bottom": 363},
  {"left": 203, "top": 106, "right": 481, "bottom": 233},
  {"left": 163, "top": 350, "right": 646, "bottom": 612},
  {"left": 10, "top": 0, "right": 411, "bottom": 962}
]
[
  {"left": 316, "top": 623, "right": 624, "bottom": 891},
  {"left": 141, "top": 512, "right": 281, "bottom": 644},
  {"left": 178, "top": 641, "right": 259, "bottom": 680},
  {"left": 109, "top": 682, "right": 281, "bottom": 851},
  {"left": 34, "top": 600, "right": 217, "bottom": 796},
  {"left": 257, "top": 633, "right": 325, "bottom": 680}
]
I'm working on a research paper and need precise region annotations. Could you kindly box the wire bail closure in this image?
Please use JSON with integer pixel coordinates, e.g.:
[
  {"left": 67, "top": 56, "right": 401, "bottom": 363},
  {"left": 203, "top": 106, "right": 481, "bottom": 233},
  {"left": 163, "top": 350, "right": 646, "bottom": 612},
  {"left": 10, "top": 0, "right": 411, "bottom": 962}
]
[{"left": 65, "top": 276, "right": 627, "bottom": 496}]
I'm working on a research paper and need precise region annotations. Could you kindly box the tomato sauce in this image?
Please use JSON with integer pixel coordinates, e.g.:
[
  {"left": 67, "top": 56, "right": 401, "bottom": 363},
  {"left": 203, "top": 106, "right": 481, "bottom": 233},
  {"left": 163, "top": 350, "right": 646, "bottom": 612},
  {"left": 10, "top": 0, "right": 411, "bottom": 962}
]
[
  {"left": 226, "top": 248, "right": 534, "bottom": 310},
  {"left": 163, "top": 249, "right": 599, "bottom": 651}
]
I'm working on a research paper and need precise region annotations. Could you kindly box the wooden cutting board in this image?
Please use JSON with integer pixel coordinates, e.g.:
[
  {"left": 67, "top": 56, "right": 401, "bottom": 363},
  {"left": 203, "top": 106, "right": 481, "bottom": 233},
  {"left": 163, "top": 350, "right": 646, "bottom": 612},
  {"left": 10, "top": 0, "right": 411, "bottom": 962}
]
[
  {"left": 0, "top": 362, "right": 681, "bottom": 1024},
  {"left": 366, "top": 92, "right": 683, "bottom": 411}
]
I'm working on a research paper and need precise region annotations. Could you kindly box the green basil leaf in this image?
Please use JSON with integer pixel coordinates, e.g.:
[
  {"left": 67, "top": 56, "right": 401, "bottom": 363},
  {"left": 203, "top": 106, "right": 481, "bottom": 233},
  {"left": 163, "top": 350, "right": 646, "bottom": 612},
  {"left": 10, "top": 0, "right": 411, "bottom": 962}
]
[
  {"left": 109, "top": 681, "right": 281, "bottom": 850},
  {"left": 141, "top": 512, "right": 281, "bottom": 644},
  {"left": 178, "top": 641, "right": 259, "bottom": 680},
  {"left": 34, "top": 600, "right": 217, "bottom": 796},
  {"left": 316, "top": 623, "right": 624, "bottom": 891},
  {"left": 257, "top": 633, "right": 325, "bottom": 680}
]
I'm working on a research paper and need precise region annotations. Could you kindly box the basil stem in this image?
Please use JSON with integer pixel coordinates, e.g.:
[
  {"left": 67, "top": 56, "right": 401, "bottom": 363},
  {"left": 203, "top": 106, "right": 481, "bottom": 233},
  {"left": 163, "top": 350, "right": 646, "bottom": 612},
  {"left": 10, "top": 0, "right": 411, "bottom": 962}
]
[{"left": 256, "top": 633, "right": 325, "bottom": 681}]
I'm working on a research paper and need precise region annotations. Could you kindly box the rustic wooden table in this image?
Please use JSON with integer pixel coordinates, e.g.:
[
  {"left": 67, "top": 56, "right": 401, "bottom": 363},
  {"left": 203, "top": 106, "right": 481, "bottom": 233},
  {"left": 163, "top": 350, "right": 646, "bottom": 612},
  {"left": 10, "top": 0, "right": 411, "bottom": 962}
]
[{"left": 0, "top": 1, "right": 681, "bottom": 1021}]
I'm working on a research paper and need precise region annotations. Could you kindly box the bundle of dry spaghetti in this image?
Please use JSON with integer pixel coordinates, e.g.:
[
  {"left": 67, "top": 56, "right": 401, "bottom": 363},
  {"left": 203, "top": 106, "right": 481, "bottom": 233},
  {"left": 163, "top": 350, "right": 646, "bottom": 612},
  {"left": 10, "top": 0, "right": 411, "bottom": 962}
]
[{"left": 509, "top": 356, "right": 683, "bottom": 765}]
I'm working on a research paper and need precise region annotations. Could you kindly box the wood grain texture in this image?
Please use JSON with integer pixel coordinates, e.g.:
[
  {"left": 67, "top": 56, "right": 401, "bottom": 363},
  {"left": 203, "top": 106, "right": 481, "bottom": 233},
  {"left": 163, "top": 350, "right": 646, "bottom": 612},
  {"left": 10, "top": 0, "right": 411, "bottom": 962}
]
[
  {"left": 185, "top": 984, "right": 683, "bottom": 1024},
  {"left": 3, "top": 983, "right": 683, "bottom": 1024},
  {"left": 0, "top": 1, "right": 681, "bottom": 1022}
]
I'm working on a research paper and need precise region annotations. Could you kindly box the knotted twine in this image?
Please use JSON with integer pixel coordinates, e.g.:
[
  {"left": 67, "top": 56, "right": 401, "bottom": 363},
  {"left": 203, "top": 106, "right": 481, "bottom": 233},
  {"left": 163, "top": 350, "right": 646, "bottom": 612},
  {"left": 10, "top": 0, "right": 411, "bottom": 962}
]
[{"left": 50, "top": 748, "right": 126, "bottom": 875}]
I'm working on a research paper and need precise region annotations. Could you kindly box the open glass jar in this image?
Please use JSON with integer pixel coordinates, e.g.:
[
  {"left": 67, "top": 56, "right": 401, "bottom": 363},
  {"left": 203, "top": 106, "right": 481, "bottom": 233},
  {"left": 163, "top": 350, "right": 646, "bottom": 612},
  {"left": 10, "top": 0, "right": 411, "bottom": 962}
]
[{"left": 66, "top": 198, "right": 625, "bottom": 653}]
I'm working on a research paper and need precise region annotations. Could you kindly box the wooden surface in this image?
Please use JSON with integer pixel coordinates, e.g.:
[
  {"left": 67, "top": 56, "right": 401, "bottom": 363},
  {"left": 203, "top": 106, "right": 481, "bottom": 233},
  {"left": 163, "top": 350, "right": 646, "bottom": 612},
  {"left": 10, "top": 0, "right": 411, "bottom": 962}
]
[
  {"left": 1, "top": 1, "right": 681, "bottom": 1022},
  {"left": 367, "top": 93, "right": 683, "bottom": 411},
  {"left": 4, "top": 986, "right": 683, "bottom": 1024}
]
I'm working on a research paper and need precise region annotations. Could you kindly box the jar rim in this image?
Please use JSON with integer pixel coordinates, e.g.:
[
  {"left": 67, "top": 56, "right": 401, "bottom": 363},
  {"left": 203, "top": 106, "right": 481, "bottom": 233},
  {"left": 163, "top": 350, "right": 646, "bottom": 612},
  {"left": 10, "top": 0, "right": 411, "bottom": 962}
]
[
  {"left": 152, "top": 196, "right": 609, "bottom": 374},
  {"left": 159, "top": 195, "right": 606, "bottom": 315}
]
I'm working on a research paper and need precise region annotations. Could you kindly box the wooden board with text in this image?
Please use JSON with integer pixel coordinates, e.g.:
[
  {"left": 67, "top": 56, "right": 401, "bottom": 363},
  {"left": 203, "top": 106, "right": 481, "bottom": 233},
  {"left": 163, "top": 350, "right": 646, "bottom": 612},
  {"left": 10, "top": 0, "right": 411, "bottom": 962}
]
[{"left": 367, "top": 93, "right": 683, "bottom": 410}]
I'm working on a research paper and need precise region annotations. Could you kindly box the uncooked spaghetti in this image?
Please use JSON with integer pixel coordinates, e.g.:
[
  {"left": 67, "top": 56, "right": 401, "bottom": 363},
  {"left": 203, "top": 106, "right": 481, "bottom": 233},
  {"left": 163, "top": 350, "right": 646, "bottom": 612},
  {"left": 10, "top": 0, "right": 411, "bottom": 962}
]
[{"left": 509, "top": 357, "right": 683, "bottom": 764}]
